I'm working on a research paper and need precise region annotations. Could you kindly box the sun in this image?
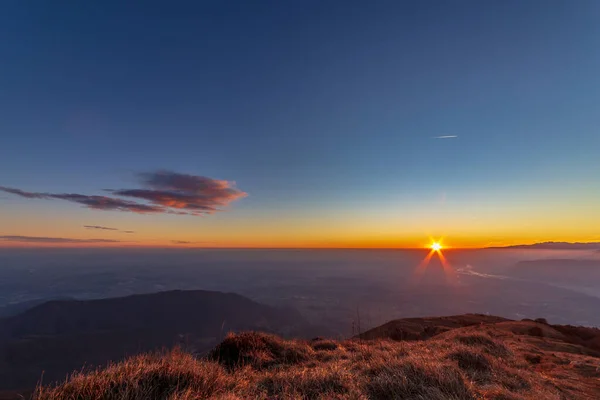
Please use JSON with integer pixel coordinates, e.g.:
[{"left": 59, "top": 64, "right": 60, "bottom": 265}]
[{"left": 431, "top": 242, "right": 442, "bottom": 252}]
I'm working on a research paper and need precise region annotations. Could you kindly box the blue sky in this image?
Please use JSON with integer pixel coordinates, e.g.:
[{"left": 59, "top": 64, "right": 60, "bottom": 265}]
[{"left": 1, "top": 1, "right": 599, "bottom": 247}]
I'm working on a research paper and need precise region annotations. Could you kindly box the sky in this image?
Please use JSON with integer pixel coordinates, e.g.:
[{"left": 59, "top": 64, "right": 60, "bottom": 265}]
[{"left": 1, "top": 1, "right": 599, "bottom": 248}]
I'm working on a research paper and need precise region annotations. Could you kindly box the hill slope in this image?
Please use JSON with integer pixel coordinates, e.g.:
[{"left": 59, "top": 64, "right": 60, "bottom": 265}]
[
  {"left": 0, "top": 290, "right": 320, "bottom": 391},
  {"left": 33, "top": 315, "right": 600, "bottom": 399},
  {"left": 358, "top": 314, "right": 510, "bottom": 341}
]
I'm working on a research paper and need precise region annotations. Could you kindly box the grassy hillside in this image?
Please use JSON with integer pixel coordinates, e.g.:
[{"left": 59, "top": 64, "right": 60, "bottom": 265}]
[{"left": 34, "top": 318, "right": 600, "bottom": 399}]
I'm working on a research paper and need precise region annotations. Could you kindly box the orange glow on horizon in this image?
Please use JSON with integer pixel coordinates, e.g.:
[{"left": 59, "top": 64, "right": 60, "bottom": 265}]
[
  {"left": 1, "top": 239, "right": 599, "bottom": 249},
  {"left": 1, "top": 231, "right": 600, "bottom": 249}
]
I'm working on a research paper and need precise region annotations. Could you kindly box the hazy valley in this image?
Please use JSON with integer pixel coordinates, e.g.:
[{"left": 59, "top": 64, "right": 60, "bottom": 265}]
[{"left": 1, "top": 247, "right": 600, "bottom": 397}]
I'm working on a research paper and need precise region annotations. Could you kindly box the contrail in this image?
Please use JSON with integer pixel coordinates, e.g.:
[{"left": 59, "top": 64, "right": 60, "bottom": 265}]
[{"left": 433, "top": 135, "right": 458, "bottom": 139}]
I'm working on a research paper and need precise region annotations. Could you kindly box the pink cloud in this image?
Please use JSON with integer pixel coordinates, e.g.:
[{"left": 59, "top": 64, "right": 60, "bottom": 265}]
[{"left": 0, "top": 171, "right": 246, "bottom": 216}]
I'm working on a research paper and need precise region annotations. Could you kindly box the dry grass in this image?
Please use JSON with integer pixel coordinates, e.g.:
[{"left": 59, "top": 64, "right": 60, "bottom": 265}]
[
  {"left": 453, "top": 333, "right": 512, "bottom": 358},
  {"left": 209, "top": 332, "right": 314, "bottom": 370},
  {"left": 35, "top": 329, "right": 600, "bottom": 400},
  {"left": 364, "top": 359, "right": 474, "bottom": 400},
  {"left": 35, "top": 350, "right": 235, "bottom": 400},
  {"left": 310, "top": 339, "right": 340, "bottom": 351}
]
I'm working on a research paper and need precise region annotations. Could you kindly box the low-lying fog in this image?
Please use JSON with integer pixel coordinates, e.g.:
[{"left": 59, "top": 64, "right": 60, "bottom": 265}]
[{"left": 2, "top": 248, "right": 599, "bottom": 333}]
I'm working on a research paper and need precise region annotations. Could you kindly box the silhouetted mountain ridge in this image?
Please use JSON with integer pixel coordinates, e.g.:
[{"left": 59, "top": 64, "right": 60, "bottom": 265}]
[
  {"left": 2, "top": 290, "right": 305, "bottom": 337},
  {"left": 0, "top": 297, "right": 74, "bottom": 318},
  {"left": 488, "top": 241, "right": 600, "bottom": 250}
]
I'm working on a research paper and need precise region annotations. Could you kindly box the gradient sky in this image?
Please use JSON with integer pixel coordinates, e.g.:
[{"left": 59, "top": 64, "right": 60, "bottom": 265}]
[{"left": 1, "top": 1, "right": 599, "bottom": 248}]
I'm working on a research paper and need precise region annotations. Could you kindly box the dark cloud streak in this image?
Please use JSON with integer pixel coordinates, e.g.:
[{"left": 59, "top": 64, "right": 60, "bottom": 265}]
[
  {"left": 0, "top": 186, "right": 165, "bottom": 213},
  {"left": 84, "top": 225, "right": 118, "bottom": 231},
  {"left": 84, "top": 225, "right": 136, "bottom": 233},
  {"left": 50, "top": 193, "right": 164, "bottom": 213},
  {"left": 0, "top": 187, "right": 47, "bottom": 199},
  {"left": 0, "top": 235, "right": 121, "bottom": 243}
]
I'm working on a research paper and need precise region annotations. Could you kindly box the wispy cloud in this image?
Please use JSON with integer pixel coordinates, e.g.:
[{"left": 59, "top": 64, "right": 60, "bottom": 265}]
[
  {"left": 0, "top": 235, "right": 122, "bottom": 243},
  {"left": 84, "top": 225, "right": 135, "bottom": 234},
  {"left": 0, "top": 171, "right": 247, "bottom": 216},
  {"left": 171, "top": 240, "right": 194, "bottom": 244},
  {"left": 0, "top": 187, "right": 163, "bottom": 213},
  {"left": 432, "top": 135, "right": 458, "bottom": 139},
  {"left": 0, "top": 187, "right": 47, "bottom": 199},
  {"left": 84, "top": 225, "right": 118, "bottom": 231}
]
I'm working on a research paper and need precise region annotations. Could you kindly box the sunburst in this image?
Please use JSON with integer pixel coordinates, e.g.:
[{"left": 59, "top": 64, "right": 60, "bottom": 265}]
[{"left": 413, "top": 238, "right": 456, "bottom": 284}]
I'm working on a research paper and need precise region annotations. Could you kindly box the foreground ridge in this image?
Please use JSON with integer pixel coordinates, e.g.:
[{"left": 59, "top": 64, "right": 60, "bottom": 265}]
[{"left": 34, "top": 317, "right": 600, "bottom": 399}]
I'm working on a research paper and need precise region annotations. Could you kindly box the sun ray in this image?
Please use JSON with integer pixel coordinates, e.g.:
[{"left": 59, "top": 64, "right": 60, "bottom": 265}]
[
  {"left": 436, "top": 248, "right": 458, "bottom": 284},
  {"left": 414, "top": 249, "right": 435, "bottom": 277},
  {"left": 412, "top": 238, "right": 457, "bottom": 285}
]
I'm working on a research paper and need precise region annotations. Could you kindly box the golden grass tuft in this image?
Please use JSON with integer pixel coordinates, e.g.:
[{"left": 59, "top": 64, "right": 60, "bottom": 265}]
[
  {"left": 35, "top": 350, "right": 234, "bottom": 400},
  {"left": 364, "top": 359, "right": 474, "bottom": 400},
  {"left": 448, "top": 349, "right": 492, "bottom": 374},
  {"left": 453, "top": 333, "right": 512, "bottom": 357},
  {"left": 209, "top": 332, "right": 314, "bottom": 370},
  {"left": 311, "top": 339, "right": 340, "bottom": 351}
]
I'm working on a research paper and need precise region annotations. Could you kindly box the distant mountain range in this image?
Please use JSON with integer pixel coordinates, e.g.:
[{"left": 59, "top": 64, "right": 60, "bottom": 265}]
[
  {"left": 488, "top": 241, "right": 600, "bottom": 250},
  {"left": 0, "top": 297, "right": 74, "bottom": 318},
  {"left": 0, "top": 290, "right": 323, "bottom": 391}
]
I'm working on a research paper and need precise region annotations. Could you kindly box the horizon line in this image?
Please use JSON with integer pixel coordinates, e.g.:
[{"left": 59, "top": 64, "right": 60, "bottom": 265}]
[{"left": 1, "top": 242, "right": 599, "bottom": 251}]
